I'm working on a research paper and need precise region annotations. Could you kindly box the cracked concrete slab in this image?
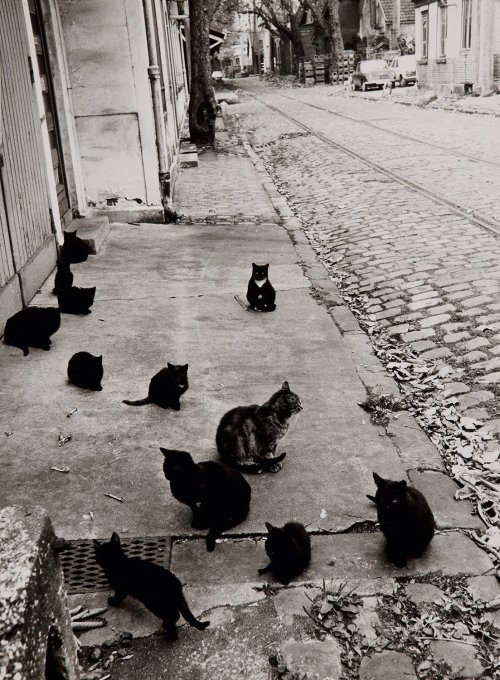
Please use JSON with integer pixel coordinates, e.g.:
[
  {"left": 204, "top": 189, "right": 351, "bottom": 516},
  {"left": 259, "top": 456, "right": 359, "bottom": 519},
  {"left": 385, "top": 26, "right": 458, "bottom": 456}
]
[
  {"left": 170, "top": 532, "right": 494, "bottom": 586},
  {"left": 0, "top": 223, "right": 406, "bottom": 538},
  {"left": 408, "top": 469, "right": 484, "bottom": 529}
]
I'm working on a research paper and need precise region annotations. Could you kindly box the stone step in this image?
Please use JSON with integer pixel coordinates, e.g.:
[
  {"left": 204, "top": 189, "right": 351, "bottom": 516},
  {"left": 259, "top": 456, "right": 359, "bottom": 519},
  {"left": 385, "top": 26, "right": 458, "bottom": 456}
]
[
  {"left": 66, "top": 217, "right": 110, "bottom": 254},
  {"left": 180, "top": 151, "right": 198, "bottom": 168}
]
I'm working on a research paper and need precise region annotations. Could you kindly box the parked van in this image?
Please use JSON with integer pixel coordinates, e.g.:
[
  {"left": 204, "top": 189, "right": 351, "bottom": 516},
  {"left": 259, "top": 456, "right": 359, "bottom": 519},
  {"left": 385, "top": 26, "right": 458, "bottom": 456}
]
[{"left": 386, "top": 55, "right": 417, "bottom": 87}]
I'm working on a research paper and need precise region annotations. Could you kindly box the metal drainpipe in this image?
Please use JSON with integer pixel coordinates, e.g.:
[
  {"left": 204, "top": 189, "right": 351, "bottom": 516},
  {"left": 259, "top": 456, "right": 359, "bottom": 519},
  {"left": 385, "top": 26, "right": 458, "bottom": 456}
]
[{"left": 142, "top": 0, "right": 170, "bottom": 202}]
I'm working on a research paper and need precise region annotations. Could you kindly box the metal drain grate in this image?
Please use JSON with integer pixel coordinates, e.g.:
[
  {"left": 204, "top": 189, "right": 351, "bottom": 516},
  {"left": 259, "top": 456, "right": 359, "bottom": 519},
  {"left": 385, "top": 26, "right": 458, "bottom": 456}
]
[{"left": 60, "top": 536, "right": 171, "bottom": 594}]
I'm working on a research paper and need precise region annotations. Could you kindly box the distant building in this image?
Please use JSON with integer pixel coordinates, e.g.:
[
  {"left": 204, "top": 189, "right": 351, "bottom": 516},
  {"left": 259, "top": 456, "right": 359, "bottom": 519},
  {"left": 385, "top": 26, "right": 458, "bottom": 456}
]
[
  {"left": 413, "top": 0, "right": 500, "bottom": 94},
  {"left": 0, "top": 0, "right": 189, "bottom": 328},
  {"left": 297, "top": 0, "right": 415, "bottom": 58}
]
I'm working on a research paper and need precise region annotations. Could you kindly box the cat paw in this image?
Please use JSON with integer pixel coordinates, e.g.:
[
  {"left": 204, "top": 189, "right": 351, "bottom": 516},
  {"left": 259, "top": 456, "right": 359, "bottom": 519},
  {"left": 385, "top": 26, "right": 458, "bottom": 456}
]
[
  {"left": 267, "top": 463, "right": 282, "bottom": 473},
  {"left": 171, "top": 404, "right": 181, "bottom": 411},
  {"left": 198, "top": 620, "right": 210, "bottom": 630},
  {"left": 163, "top": 625, "right": 178, "bottom": 641},
  {"left": 206, "top": 536, "right": 216, "bottom": 552}
]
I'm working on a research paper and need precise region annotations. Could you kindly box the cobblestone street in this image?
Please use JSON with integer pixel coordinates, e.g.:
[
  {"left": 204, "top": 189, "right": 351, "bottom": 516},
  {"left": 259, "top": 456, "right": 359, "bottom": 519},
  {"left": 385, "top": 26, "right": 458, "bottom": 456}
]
[{"left": 231, "top": 81, "right": 500, "bottom": 439}]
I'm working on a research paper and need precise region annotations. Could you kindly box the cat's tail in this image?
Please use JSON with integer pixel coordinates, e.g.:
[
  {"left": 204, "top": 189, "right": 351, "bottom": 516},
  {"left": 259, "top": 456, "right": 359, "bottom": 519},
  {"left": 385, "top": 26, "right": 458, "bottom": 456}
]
[
  {"left": 122, "top": 397, "right": 151, "bottom": 406},
  {"left": 178, "top": 596, "right": 210, "bottom": 630},
  {"left": 233, "top": 451, "right": 287, "bottom": 474},
  {"left": 262, "top": 303, "right": 276, "bottom": 312}
]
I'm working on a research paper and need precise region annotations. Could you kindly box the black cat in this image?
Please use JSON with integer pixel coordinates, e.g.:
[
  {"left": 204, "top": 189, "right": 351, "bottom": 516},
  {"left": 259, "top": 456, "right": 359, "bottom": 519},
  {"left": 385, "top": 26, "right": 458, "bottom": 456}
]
[
  {"left": 258, "top": 522, "right": 311, "bottom": 585},
  {"left": 67, "top": 352, "right": 103, "bottom": 391},
  {"left": 123, "top": 364, "right": 188, "bottom": 410},
  {"left": 61, "top": 229, "right": 90, "bottom": 264},
  {"left": 160, "top": 448, "right": 251, "bottom": 552},
  {"left": 57, "top": 286, "right": 96, "bottom": 315},
  {"left": 3, "top": 307, "right": 60, "bottom": 356},
  {"left": 368, "top": 472, "right": 435, "bottom": 568},
  {"left": 52, "top": 260, "right": 73, "bottom": 295},
  {"left": 246, "top": 263, "right": 276, "bottom": 312},
  {"left": 93, "top": 532, "right": 210, "bottom": 640}
]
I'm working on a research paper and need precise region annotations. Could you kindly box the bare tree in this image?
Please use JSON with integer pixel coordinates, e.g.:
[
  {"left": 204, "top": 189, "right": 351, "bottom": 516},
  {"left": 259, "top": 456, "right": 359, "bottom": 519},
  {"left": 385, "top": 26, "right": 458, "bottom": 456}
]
[{"left": 251, "top": 0, "right": 305, "bottom": 71}]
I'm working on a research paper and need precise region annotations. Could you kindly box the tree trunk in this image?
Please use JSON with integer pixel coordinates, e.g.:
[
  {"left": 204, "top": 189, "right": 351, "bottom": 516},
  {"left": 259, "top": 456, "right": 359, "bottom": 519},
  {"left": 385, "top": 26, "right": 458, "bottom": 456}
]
[
  {"left": 289, "top": 12, "right": 304, "bottom": 75},
  {"left": 188, "top": 0, "right": 218, "bottom": 145},
  {"left": 326, "top": 0, "right": 344, "bottom": 61}
]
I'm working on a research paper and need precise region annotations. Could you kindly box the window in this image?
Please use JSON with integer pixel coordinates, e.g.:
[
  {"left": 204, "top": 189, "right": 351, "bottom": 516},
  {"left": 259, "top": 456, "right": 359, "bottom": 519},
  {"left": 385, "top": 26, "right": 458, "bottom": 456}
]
[
  {"left": 439, "top": 5, "right": 448, "bottom": 56},
  {"left": 462, "top": 0, "right": 472, "bottom": 49},
  {"left": 421, "top": 11, "right": 428, "bottom": 58}
]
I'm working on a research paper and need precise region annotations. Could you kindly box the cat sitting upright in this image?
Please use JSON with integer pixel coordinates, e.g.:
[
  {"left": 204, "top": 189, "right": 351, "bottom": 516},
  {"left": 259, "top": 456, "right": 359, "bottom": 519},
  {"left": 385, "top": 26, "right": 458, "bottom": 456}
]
[
  {"left": 160, "top": 448, "right": 251, "bottom": 551},
  {"left": 57, "top": 286, "right": 96, "bottom": 315},
  {"left": 61, "top": 229, "right": 91, "bottom": 264},
  {"left": 123, "top": 363, "right": 188, "bottom": 410},
  {"left": 94, "top": 532, "right": 209, "bottom": 640},
  {"left": 52, "top": 260, "right": 73, "bottom": 295},
  {"left": 368, "top": 472, "right": 435, "bottom": 568},
  {"left": 3, "top": 307, "right": 60, "bottom": 356},
  {"left": 246, "top": 263, "right": 276, "bottom": 312},
  {"left": 216, "top": 381, "right": 302, "bottom": 473},
  {"left": 258, "top": 521, "right": 311, "bottom": 585},
  {"left": 67, "top": 352, "right": 103, "bottom": 391}
]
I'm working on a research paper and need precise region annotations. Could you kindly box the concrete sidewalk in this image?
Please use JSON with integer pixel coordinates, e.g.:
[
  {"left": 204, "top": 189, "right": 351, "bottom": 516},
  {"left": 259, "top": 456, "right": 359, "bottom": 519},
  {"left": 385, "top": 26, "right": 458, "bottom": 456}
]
[{"left": 0, "top": 116, "right": 495, "bottom": 679}]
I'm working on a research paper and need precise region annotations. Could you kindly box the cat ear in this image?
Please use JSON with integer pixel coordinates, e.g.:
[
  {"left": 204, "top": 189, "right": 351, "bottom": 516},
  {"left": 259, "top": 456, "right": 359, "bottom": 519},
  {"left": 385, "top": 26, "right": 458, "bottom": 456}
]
[
  {"left": 265, "top": 522, "right": 274, "bottom": 532},
  {"left": 252, "top": 263, "right": 257, "bottom": 268},
  {"left": 373, "top": 472, "right": 386, "bottom": 488},
  {"left": 167, "top": 362, "right": 173, "bottom": 369},
  {"left": 110, "top": 531, "right": 121, "bottom": 545},
  {"left": 281, "top": 381, "right": 290, "bottom": 391},
  {"left": 91, "top": 287, "right": 96, "bottom": 293},
  {"left": 183, "top": 364, "right": 188, "bottom": 370},
  {"left": 92, "top": 539, "right": 101, "bottom": 549},
  {"left": 160, "top": 447, "right": 171, "bottom": 457},
  {"left": 264, "top": 263, "right": 269, "bottom": 269},
  {"left": 98, "top": 355, "right": 103, "bottom": 363},
  {"left": 366, "top": 494, "right": 377, "bottom": 503},
  {"left": 397, "top": 480, "right": 407, "bottom": 492}
]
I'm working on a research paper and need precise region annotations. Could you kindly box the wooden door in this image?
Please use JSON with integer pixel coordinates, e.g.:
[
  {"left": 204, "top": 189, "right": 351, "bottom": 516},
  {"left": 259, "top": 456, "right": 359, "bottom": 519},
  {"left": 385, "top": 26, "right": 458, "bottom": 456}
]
[
  {"left": 0, "top": 0, "right": 53, "bottom": 272},
  {"left": 28, "top": 0, "right": 70, "bottom": 223}
]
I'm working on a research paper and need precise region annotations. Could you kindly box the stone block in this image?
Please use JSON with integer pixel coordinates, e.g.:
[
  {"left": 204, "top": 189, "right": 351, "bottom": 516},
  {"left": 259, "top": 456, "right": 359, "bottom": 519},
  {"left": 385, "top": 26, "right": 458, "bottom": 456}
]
[
  {"left": 402, "top": 328, "right": 435, "bottom": 343},
  {"left": 69, "top": 217, "right": 110, "bottom": 254},
  {"left": 429, "top": 640, "right": 484, "bottom": 678},
  {"left": 457, "top": 390, "right": 495, "bottom": 410},
  {"left": 0, "top": 506, "right": 79, "bottom": 679},
  {"left": 405, "top": 582, "right": 444, "bottom": 606},
  {"left": 441, "top": 382, "right": 470, "bottom": 397},
  {"left": 180, "top": 152, "right": 199, "bottom": 168},
  {"left": 419, "top": 314, "right": 451, "bottom": 327},
  {"left": 462, "top": 337, "right": 490, "bottom": 351},
  {"left": 279, "top": 639, "right": 342, "bottom": 680},
  {"left": 359, "top": 650, "right": 417, "bottom": 679}
]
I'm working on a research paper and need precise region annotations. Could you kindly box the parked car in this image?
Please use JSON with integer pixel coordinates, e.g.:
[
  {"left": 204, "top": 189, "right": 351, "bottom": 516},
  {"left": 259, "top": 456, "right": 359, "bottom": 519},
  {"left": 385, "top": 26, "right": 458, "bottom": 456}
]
[
  {"left": 386, "top": 55, "right": 417, "bottom": 87},
  {"left": 351, "top": 59, "right": 395, "bottom": 91},
  {"left": 211, "top": 70, "right": 224, "bottom": 83}
]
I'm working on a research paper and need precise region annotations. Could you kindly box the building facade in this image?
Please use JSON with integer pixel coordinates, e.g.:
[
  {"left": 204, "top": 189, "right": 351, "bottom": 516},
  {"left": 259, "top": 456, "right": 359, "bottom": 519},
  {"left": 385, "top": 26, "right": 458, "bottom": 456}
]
[
  {"left": 413, "top": 0, "right": 500, "bottom": 94},
  {"left": 0, "top": 0, "right": 189, "bottom": 329}
]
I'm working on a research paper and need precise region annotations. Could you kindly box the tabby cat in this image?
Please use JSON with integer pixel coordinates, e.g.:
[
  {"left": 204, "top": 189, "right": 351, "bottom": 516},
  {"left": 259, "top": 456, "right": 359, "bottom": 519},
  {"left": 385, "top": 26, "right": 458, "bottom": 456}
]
[
  {"left": 52, "top": 261, "right": 73, "bottom": 295},
  {"left": 123, "top": 364, "right": 188, "bottom": 410},
  {"left": 368, "top": 472, "right": 435, "bottom": 568},
  {"left": 246, "top": 263, "right": 276, "bottom": 312},
  {"left": 3, "top": 307, "right": 60, "bottom": 356},
  {"left": 160, "top": 448, "right": 251, "bottom": 551},
  {"left": 94, "top": 532, "right": 209, "bottom": 640},
  {"left": 61, "top": 229, "right": 90, "bottom": 264},
  {"left": 57, "top": 286, "right": 96, "bottom": 315},
  {"left": 258, "top": 521, "right": 311, "bottom": 585},
  {"left": 216, "top": 381, "right": 302, "bottom": 473},
  {"left": 67, "top": 352, "right": 103, "bottom": 391}
]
